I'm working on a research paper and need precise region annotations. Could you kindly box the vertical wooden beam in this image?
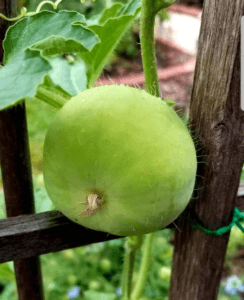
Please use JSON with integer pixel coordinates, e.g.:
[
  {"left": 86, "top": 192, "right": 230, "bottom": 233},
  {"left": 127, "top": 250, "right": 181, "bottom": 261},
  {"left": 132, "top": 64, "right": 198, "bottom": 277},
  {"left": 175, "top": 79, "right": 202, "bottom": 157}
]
[
  {"left": 0, "top": 2, "right": 45, "bottom": 299},
  {"left": 169, "top": 0, "right": 244, "bottom": 299}
]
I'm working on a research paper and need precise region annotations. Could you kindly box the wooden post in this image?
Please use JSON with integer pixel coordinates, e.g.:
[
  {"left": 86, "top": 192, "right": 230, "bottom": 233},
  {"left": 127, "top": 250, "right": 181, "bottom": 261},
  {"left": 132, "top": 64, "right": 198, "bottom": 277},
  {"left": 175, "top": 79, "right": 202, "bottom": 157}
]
[
  {"left": 169, "top": 0, "right": 244, "bottom": 299},
  {"left": 0, "top": 1, "right": 45, "bottom": 299}
]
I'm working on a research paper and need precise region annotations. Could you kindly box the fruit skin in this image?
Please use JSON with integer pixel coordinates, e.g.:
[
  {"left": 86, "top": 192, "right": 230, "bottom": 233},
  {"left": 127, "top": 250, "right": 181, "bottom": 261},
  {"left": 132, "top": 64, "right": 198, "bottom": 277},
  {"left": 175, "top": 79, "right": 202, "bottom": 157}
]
[{"left": 43, "top": 84, "right": 197, "bottom": 236}]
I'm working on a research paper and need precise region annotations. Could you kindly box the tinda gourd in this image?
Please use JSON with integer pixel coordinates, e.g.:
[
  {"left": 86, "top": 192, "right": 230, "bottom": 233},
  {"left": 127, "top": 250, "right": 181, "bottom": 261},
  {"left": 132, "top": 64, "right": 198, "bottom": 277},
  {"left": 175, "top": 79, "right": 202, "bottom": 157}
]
[{"left": 43, "top": 84, "right": 197, "bottom": 236}]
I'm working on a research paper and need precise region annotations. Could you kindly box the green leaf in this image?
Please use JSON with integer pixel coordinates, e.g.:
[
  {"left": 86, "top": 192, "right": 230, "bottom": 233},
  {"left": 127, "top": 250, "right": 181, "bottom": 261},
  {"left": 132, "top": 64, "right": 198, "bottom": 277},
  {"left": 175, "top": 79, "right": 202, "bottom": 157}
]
[
  {"left": 0, "top": 186, "right": 55, "bottom": 218},
  {"left": 163, "top": 99, "right": 175, "bottom": 107},
  {"left": 0, "top": 10, "right": 100, "bottom": 110},
  {"left": 34, "top": 187, "right": 56, "bottom": 213},
  {"left": 82, "top": 0, "right": 141, "bottom": 87},
  {"left": 0, "top": 191, "right": 6, "bottom": 219},
  {"left": 3, "top": 11, "right": 97, "bottom": 64},
  {"left": 157, "top": 8, "right": 170, "bottom": 22},
  {"left": 98, "top": 3, "right": 123, "bottom": 26},
  {"left": 47, "top": 54, "right": 88, "bottom": 96},
  {"left": 0, "top": 50, "right": 52, "bottom": 110},
  {"left": 0, "top": 1, "right": 141, "bottom": 110},
  {"left": 0, "top": 282, "right": 16, "bottom": 300},
  {"left": 0, "top": 263, "right": 15, "bottom": 281}
]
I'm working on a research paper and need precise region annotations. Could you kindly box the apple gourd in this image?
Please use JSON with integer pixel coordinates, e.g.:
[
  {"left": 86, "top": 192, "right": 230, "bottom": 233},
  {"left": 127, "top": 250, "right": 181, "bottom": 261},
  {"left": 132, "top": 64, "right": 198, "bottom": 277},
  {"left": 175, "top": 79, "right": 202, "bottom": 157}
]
[{"left": 43, "top": 84, "right": 197, "bottom": 236}]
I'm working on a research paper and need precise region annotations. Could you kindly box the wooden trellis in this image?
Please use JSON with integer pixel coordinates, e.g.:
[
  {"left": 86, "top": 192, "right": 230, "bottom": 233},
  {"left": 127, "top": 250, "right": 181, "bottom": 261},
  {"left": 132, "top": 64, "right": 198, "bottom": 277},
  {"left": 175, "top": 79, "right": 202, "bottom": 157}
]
[{"left": 0, "top": 0, "right": 244, "bottom": 300}]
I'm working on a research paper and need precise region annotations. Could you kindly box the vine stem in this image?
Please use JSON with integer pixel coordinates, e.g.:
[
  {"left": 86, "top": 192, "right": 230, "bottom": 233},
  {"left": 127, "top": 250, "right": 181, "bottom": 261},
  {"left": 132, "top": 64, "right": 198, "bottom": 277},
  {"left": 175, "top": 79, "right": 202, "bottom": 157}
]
[
  {"left": 131, "top": 233, "right": 154, "bottom": 300},
  {"left": 121, "top": 236, "right": 143, "bottom": 300},
  {"left": 139, "top": 0, "right": 160, "bottom": 97},
  {"left": 35, "top": 85, "right": 70, "bottom": 109},
  {"left": 139, "top": 0, "right": 176, "bottom": 97}
]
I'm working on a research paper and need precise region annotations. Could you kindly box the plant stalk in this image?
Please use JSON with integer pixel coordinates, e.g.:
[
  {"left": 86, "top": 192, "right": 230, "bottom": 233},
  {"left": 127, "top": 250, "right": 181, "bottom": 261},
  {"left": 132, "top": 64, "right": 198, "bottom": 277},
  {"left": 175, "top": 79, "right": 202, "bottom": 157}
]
[
  {"left": 139, "top": 0, "right": 160, "bottom": 97},
  {"left": 140, "top": 0, "right": 176, "bottom": 97},
  {"left": 131, "top": 233, "right": 154, "bottom": 300},
  {"left": 35, "top": 85, "right": 70, "bottom": 109},
  {"left": 121, "top": 235, "right": 143, "bottom": 300}
]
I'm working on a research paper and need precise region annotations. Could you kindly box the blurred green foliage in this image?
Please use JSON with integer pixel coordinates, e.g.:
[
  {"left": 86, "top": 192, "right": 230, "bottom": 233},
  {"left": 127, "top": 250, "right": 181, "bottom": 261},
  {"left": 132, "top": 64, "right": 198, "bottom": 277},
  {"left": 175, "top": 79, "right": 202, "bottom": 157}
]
[{"left": 0, "top": 1, "right": 243, "bottom": 300}]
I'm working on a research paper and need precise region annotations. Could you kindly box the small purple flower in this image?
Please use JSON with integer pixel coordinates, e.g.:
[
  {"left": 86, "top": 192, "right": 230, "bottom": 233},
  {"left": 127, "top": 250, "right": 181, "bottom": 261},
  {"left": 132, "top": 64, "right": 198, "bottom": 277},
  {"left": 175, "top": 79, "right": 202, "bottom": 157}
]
[
  {"left": 224, "top": 275, "right": 244, "bottom": 296},
  {"left": 67, "top": 285, "right": 80, "bottom": 299},
  {"left": 115, "top": 287, "right": 122, "bottom": 297}
]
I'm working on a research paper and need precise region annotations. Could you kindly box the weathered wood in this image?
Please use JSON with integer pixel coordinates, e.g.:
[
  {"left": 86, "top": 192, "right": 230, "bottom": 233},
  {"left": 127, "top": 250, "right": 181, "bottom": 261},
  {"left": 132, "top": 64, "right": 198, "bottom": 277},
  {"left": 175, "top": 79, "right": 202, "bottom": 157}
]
[
  {"left": 0, "top": 103, "right": 45, "bottom": 299},
  {"left": 0, "top": 211, "right": 124, "bottom": 263},
  {"left": 169, "top": 0, "right": 244, "bottom": 300},
  {"left": 0, "top": 2, "right": 45, "bottom": 299},
  {"left": 0, "top": 191, "right": 243, "bottom": 264},
  {"left": 0, "top": 1, "right": 11, "bottom": 62}
]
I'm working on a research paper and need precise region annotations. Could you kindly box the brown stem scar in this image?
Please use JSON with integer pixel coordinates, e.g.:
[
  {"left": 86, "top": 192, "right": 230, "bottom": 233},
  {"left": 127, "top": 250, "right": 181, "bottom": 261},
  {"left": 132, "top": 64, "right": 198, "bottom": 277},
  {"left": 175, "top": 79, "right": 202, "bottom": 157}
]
[{"left": 77, "top": 194, "right": 103, "bottom": 217}]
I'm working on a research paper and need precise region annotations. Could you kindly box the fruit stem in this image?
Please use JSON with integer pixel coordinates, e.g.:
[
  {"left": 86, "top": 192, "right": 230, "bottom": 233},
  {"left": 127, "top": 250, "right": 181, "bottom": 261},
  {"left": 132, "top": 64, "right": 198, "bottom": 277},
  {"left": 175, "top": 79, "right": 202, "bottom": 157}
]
[
  {"left": 140, "top": 0, "right": 160, "bottom": 97},
  {"left": 121, "top": 235, "right": 143, "bottom": 300},
  {"left": 131, "top": 233, "right": 154, "bottom": 300},
  {"left": 140, "top": 0, "right": 176, "bottom": 98},
  {"left": 35, "top": 85, "right": 70, "bottom": 109}
]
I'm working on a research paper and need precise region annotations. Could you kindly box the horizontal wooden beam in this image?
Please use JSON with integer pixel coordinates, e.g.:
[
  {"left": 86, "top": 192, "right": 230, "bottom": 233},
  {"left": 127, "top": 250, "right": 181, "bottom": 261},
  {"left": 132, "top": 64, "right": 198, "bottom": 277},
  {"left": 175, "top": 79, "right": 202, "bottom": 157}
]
[
  {"left": 0, "top": 210, "right": 123, "bottom": 263},
  {"left": 0, "top": 193, "right": 243, "bottom": 264}
]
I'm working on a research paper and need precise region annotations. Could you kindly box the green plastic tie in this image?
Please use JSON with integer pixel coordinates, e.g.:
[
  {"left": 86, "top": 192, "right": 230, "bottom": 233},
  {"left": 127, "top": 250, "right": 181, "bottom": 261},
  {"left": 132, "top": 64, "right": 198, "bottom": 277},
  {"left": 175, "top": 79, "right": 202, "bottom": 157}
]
[{"left": 179, "top": 207, "right": 244, "bottom": 236}]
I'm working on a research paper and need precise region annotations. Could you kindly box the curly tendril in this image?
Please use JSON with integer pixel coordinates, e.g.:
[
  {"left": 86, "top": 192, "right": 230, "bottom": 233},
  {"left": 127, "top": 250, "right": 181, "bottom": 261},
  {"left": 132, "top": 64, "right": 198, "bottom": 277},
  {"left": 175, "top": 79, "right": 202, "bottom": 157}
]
[
  {"left": 36, "top": 0, "right": 63, "bottom": 13},
  {"left": 0, "top": 0, "right": 81, "bottom": 22},
  {"left": 0, "top": 7, "right": 29, "bottom": 21}
]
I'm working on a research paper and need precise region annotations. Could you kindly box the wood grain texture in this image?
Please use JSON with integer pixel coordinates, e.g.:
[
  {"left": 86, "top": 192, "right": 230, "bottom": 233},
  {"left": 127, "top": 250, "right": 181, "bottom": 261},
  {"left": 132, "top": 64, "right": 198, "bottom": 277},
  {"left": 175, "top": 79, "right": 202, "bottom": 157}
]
[
  {"left": 0, "top": 211, "right": 124, "bottom": 263},
  {"left": 169, "top": 0, "right": 244, "bottom": 299}
]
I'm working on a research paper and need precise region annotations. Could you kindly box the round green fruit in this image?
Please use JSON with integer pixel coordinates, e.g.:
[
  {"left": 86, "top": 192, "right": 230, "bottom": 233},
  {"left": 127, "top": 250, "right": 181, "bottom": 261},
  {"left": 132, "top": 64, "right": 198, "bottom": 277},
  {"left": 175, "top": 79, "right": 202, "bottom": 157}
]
[{"left": 43, "top": 84, "right": 197, "bottom": 236}]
